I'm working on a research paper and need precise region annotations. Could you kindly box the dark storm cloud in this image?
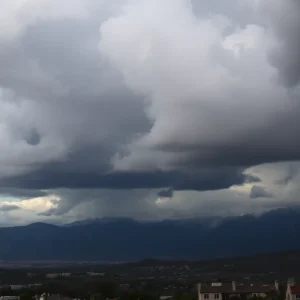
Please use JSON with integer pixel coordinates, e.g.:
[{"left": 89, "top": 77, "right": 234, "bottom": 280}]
[
  {"left": 0, "top": 10, "right": 150, "bottom": 180},
  {"left": 38, "top": 208, "right": 57, "bottom": 217},
  {"left": 0, "top": 167, "right": 255, "bottom": 192},
  {"left": 0, "top": 204, "right": 20, "bottom": 212},
  {"left": 250, "top": 185, "right": 273, "bottom": 199},
  {"left": 267, "top": 0, "right": 300, "bottom": 87},
  {"left": 0, "top": 162, "right": 257, "bottom": 219},
  {"left": 37, "top": 188, "right": 160, "bottom": 217},
  {"left": 0, "top": 0, "right": 300, "bottom": 222},
  {"left": 0, "top": 188, "right": 48, "bottom": 199},
  {"left": 99, "top": 0, "right": 300, "bottom": 175},
  {"left": 158, "top": 188, "right": 174, "bottom": 198}
]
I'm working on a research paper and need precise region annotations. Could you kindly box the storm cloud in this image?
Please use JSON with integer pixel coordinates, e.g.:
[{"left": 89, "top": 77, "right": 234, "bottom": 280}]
[
  {"left": 99, "top": 0, "right": 300, "bottom": 173},
  {"left": 2, "top": 167, "right": 256, "bottom": 191},
  {"left": 158, "top": 189, "right": 174, "bottom": 199},
  {"left": 250, "top": 185, "right": 273, "bottom": 199},
  {"left": 0, "top": 204, "right": 20, "bottom": 212},
  {"left": 266, "top": 0, "right": 300, "bottom": 87},
  {"left": 0, "top": 0, "right": 300, "bottom": 223}
]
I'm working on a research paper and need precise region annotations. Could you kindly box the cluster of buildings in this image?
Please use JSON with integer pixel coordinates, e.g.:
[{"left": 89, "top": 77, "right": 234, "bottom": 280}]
[
  {"left": 0, "top": 284, "right": 42, "bottom": 291},
  {"left": 2, "top": 278, "right": 300, "bottom": 300},
  {"left": 86, "top": 272, "right": 105, "bottom": 277},
  {"left": 197, "top": 278, "right": 300, "bottom": 300},
  {"left": 286, "top": 279, "right": 300, "bottom": 300},
  {"left": 43, "top": 272, "right": 104, "bottom": 279},
  {"left": 45, "top": 273, "right": 71, "bottom": 279},
  {"left": 0, "top": 297, "right": 20, "bottom": 300},
  {"left": 198, "top": 281, "right": 278, "bottom": 300},
  {"left": 38, "top": 294, "right": 77, "bottom": 300}
]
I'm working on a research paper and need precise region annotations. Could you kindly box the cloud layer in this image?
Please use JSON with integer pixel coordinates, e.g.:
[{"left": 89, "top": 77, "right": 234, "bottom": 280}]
[{"left": 0, "top": 0, "right": 300, "bottom": 224}]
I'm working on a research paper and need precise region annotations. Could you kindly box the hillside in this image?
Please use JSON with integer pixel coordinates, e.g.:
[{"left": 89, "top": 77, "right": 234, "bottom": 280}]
[{"left": 1, "top": 208, "right": 300, "bottom": 261}]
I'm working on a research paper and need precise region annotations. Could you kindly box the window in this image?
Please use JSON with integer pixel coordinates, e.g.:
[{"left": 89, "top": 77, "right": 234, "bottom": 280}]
[
  {"left": 214, "top": 294, "right": 220, "bottom": 299},
  {"left": 204, "top": 294, "right": 209, "bottom": 299}
]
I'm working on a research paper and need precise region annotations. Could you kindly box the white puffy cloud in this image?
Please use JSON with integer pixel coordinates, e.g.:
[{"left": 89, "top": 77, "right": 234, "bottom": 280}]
[
  {"left": 0, "top": 0, "right": 87, "bottom": 42},
  {"left": 0, "top": 89, "right": 69, "bottom": 177},
  {"left": 99, "top": 0, "right": 299, "bottom": 172}
]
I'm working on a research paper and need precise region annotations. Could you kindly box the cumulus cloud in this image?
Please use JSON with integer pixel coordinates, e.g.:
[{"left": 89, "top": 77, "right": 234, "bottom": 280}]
[
  {"left": 0, "top": 0, "right": 300, "bottom": 224},
  {"left": 0, "top": 0, "right": 145, "bottom": 180},
  {"left": 265, "top": 0, "right": 300, "bottom": 87},
  {"left": 0, "top": 0, "right": 299, "bottom": 185},
  {"left": 99, "top": 0, "right": 300, "bottom": 173}
]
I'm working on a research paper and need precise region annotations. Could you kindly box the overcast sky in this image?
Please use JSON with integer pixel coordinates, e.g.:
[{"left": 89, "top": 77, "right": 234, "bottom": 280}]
[{"left": 1, "top": 0, "right": 300, "bottom": 226}]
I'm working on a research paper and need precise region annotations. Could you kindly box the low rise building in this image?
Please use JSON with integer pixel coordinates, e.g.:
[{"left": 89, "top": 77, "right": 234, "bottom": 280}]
[
  {"left": 87, "top": 272, "right": 105, "bottom": 277},
  {"left": 10, "top": 285, "right": 26, "bottom": 290},
  {"left": 286, "top": 278, "right": 300, "bottom": 300},
  {"left": 198, "top": 281, "right": 279, "bottom": 300},
  {"left": 39, "top": 294, "right": 73, "bottom": 300},
  {"left": 45, "top": 273, "right": 60, "bottom": 279},
  {"left": 0, "top": 297, "right": 20, "bottom": 300},
  {"left": 60, "top": 273, "right": 71, "bottom": 277}
]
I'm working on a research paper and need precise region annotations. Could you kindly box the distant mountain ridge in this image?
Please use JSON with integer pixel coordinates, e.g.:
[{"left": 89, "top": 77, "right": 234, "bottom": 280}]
[
  {"left": 1, "top": 208, "right": 300, "bottom": 261},
  {"left": 64, "top": 217, "right": 137, "bottom": 227},
  {"left": 64, "top": 216, "right": 222, "bottom": 228}
]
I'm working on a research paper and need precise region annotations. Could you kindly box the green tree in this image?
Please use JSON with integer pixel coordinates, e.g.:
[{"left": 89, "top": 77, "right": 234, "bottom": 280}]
[
  {"left": 120, "top": 290, "right": 158, "bottom": 300},
  {"left": 91, "top": 281, "right": 118, "bottom": 300}
]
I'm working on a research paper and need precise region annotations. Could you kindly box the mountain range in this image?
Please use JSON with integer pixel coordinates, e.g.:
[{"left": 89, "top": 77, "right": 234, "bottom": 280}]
[{"left": 1, "top": 208, "right": 300, "bottom": 261}]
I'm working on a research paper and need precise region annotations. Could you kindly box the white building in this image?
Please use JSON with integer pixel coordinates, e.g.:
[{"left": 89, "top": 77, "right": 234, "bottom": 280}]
[
  {"left": 198, "top": 281, "right": 279, "bottom": 300},
  {"left": 0, "top": 297, "right": 20, "bottom": 300},
  {"left": 286, "top": 278, "right": 300, "bottom": 300}
]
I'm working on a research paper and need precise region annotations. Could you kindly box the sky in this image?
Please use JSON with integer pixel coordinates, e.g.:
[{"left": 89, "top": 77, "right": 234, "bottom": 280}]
[{"left": 1, "top": 0, "right": 300, "bottom": 226}]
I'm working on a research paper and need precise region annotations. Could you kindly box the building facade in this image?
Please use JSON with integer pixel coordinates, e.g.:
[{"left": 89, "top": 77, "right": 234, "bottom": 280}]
[
  {"left": 286, "top": 278, "right": 300, "bottom": 300},
  {"left": 0, "top": 297, "right": 20, "bottom": 300},
  {"left": 198, "top": 281, "right": 279, "bottom": 300}
]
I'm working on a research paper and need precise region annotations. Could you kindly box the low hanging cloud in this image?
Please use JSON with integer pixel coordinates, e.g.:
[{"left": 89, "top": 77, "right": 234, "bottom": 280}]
[
  {"left": 6, "top": 163, "right": 300, "bottom": 223},
  {"left": 275, "top": 163, "right": 299, "bottom": 186},
  {"left": 0, "top": 188, "right": 48, "bottom": 199},
  {"left": 0, "top": 204, "right": 20, "bottom": 212},
  {"left": 250, "top": 185, "right": 273, "bottom": 199},
  {"left": 1, "top": 166, "right": 257, "bottom": 193},
  {"left": 158, "top": 189, "right": 174, "bottom": 199}
]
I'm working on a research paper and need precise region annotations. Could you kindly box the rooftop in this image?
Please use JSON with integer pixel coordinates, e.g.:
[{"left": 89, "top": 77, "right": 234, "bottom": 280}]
[
  {"left": 291, "top": 285, "right": 300, "bottom": 294},
  {"left": 199, "top": 282, "right": 276, "bottom": 294}
]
